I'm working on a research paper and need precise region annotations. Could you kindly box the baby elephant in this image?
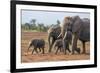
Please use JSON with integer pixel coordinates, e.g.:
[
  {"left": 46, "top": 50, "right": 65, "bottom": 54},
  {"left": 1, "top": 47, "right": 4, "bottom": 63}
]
[
  {"left": 27, "top": 39, "right": 45, "bottom": 54},
  {"left": 53, "top": 39, "right": 63, "bottom": 54},
  {"left": 53, "top": 39, "right": 71, "bottom": 54}
]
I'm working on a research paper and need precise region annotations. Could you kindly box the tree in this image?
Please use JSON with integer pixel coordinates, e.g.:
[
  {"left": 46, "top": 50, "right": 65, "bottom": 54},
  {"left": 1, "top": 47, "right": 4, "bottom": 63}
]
[
  {"left": 30, "top": 19, "right": 36, "bottom": 26},
  {"left": 24, "top": 23, "right": 30, "bottom": 30},
  {"left": 38, "top": 23, "right": 44, "bottom": 32},
  {"left": 56, "top": 20, "right": 60, "bottom": 25},
  {"left": 30, "top": 19, "right": 36, "bottom": 30}
]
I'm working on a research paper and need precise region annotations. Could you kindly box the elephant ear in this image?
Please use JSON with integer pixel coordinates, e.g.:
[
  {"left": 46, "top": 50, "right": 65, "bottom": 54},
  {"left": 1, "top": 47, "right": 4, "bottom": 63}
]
[{"left": 72, "top": 16, "right": 83, "bottom": 33}]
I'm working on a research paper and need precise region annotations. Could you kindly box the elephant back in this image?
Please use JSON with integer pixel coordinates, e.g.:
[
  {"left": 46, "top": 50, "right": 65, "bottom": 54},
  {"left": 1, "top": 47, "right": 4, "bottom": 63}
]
[
  {"left": 71, "top": 16, "right": 82, "bottom": 33},
  {"left": 79, "top": 19, "right": 90, "bottom": 42}
]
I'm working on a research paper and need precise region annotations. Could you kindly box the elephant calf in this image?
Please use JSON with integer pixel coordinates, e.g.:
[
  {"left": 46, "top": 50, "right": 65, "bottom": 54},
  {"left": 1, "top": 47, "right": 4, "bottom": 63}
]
[
  {"left": 54, "top": 30, "right": 72, "bottom": 54},
  {"left": 53, "top": 39, "right": 63, "bottom": 54},
  {"left": 54, "top": 39, "right": 71, "bottom": 54},
  {"left": 27, "top": 39, "right": 45, "bottom": 54}
]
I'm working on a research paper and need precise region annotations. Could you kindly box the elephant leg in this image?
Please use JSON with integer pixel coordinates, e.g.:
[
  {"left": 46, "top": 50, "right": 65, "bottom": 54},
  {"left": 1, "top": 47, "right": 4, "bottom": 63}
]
[
  {"left": 63, "top": 32, "right": 70, "bottom": 54},
  {"left": 48, "top": 34, "right": 51, "bottom": 52},
  {"left": 82, "top": 41, "right": 86, "bottom": 54},
  {"left": 49, "top": 38, "right": 55, "bottom": 53},
  {"left": 72, "top": 34, "right": 78, "bottom": 54},
  {"left": 63, "top": 40, "right": 67, "bottom": 55},
  {"left": 32, "top": 47, "right": 35, "bottom": 54},
  {"left": 27, "top": 44, "right": 32, "bottom": 53},
  {"left": 38, "top": 48, "right": 41, "bottom": 52},
  {"left": 55, "top": 47, "right": 59, "bottom": 54},
  {"left": 27, "top": 46, "right": 30, "bottom": 53},
  {"left": 60, "top": 47, "right": 63, "bottom": 52},
  {"left": 65, "top": 41, "right": 71, "bottom": 53},
  {"left": 35, "top": 48, "right": 38, "bottom": 54},
  {"left": 42, "top": 47, "right": 45, "bottom": 54},
  {"left": 64, "top": 49, "right": 66, "bottom": 55},
  {"left": 67, "top": 45, "right": 71, "bottom": 53}
]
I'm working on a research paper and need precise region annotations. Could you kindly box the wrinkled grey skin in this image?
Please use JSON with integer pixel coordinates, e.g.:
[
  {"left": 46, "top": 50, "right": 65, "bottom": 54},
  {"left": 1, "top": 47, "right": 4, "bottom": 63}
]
[
  {"left": 27, "top": 39, "right": 45, "bottom": 54},
  {"left": 54, "top": 31, "right": 72, "bottom": 54},
  {"left": 59, "top": 16, "right": 90, "bottom": 54},
  {"left": 48, "top": 26, "right": 61, "bottom": 53}
]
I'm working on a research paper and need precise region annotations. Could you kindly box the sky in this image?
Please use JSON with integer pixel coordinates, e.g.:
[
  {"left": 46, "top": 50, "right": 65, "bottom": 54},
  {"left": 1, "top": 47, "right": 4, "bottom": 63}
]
[{"left": 21, "top": 10, "right": 90, "bottom": 25}]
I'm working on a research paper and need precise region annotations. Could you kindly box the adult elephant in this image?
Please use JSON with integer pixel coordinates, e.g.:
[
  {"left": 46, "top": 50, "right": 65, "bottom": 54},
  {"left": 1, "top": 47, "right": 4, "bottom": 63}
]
[
  {"left": 58, "top": 16, "right": 90, "bottom": 54},
  {"left": 48, "top": 26, "right": 61, "bottom": 53}
]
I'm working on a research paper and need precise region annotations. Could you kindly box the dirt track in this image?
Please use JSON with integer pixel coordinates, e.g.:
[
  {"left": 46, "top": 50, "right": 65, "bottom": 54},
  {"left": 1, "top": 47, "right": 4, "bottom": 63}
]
[{"left": 21, "top": 31, "right": 90, "bottom": 63}]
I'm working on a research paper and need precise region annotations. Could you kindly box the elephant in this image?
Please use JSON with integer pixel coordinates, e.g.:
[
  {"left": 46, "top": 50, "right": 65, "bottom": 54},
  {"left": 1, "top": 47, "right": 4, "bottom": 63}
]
[
  {"left": 53, "top": 39, "right": 63, "bottom": 54},
  {"left": 53, "top": 30, "right": 72, "bottom": 54},
  {"left": 27, "top": 39, "right": 45, "bottom": 54},
  {"left": 58, "top": 16, "right": 90, "bottom": 54},
  {"left": 48, "top": 26, "right": 61, "bottom": 53}
]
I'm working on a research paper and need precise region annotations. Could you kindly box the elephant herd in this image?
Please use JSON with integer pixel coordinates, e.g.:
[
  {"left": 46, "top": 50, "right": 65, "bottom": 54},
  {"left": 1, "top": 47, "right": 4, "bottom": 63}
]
[{"left": 27, "top": 16, "right": 90, "bottom": 55}]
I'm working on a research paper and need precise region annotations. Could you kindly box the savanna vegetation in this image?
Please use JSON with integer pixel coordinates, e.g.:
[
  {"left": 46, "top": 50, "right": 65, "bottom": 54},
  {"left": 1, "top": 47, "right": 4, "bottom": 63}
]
[{"left": 21, "top": 19, "right": 61, "bottom": 32}]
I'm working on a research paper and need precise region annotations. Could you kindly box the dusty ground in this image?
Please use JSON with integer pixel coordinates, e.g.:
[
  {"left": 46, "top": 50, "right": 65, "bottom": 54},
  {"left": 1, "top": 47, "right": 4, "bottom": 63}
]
[{"left": 21, "top": 31, "right": 90, "bottom": 63}]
